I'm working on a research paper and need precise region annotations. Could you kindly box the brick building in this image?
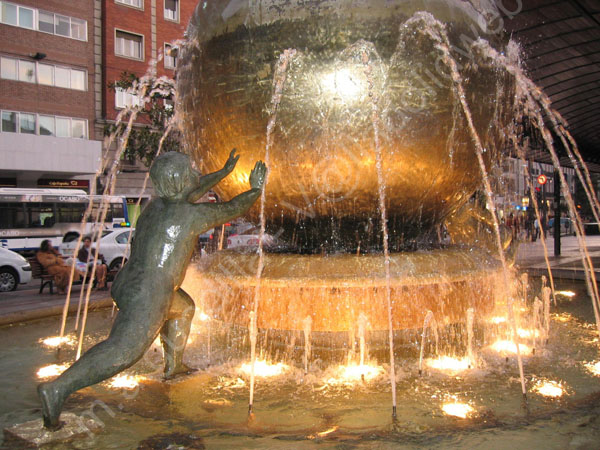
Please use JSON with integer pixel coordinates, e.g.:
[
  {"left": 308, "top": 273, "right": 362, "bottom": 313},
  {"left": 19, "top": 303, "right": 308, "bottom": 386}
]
[
  {"left": 102, "top": 0, "right": 197, "bottom": 217},
  {"left": 0, "top": 0, "right": 101, "bottom": 190},
  {"left": 0, "top": 0, "right": 197, "bottom": 218}
]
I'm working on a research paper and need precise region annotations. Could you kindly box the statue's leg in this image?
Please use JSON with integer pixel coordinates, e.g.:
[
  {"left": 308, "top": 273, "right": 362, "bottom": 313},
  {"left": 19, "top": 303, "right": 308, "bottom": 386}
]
[
  {"left": 161, "top": 288, "right": 195, "bottom": 379},
  {"left": 38, "top": 306, "right": 166, "bottom": 429}
]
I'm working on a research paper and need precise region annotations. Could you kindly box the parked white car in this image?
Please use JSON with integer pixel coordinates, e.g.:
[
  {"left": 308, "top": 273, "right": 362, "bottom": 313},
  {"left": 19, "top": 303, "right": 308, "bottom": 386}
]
[
  {"left": 227, "top": 226, "right": 278, "bottom": 249},
  {"left": 0, "top": 247, "right": 32, "bottom": 292},
  {"left": 60, "top": 228, "right": 134, "bottom": 272}
]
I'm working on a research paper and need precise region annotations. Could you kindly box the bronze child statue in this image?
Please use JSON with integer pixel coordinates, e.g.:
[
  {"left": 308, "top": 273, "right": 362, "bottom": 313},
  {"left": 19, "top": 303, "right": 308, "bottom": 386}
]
[{"left": 38, "top": 150, "right": 266, "bottom": 429}]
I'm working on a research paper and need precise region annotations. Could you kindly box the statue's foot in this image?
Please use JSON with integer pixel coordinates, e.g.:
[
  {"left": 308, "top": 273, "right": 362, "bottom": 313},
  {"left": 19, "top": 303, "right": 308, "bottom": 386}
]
[
  {"left": 163, "top": 364, "right": 197, "bottom": 380},
  {"left": 38, "top": 382, "right": 64, "bottom": 431}
]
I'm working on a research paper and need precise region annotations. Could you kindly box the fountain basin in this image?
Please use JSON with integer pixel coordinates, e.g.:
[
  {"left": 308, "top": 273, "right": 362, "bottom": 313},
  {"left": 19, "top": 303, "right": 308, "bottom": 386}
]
[
  {"left": 3, "top": 278, "right": 600, "bottom": 448},
  {"left": 188, "top": 247, "right": 502, "bottom": 331}
]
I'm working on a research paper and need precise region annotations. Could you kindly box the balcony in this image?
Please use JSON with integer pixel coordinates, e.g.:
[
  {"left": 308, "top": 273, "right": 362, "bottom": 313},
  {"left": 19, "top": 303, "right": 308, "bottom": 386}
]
[{"left": 0, "top": 133, "right": 101, "bottom": 175}]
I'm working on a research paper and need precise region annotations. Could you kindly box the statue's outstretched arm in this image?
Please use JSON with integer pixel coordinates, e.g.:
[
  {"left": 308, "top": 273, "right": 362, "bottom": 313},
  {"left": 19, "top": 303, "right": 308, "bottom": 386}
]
[
  {"left": 187, "top": 149, "right": 240, "bottom": 203},
  {"left": 199, "top": 161, "right": 267, "bottom": 230}
]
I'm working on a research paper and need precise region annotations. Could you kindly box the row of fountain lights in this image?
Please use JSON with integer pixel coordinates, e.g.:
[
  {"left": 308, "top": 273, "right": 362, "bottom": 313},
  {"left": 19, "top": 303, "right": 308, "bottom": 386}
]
[{"left": 36, "top": 290, "right": 600, "bottom": 420}]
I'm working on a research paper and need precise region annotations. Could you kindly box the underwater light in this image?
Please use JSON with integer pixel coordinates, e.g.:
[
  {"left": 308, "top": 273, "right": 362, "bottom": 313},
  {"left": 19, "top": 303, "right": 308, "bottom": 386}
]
[
  {"left": 556, "top": 290, "right": 576, "bottom": 298},
  {"left": 425, "top": 356, "right": 472, "bottom": 374},
  {"left": 40, "top": 336, "right": 75, "bottom": 347},
  {"left": 533, "top": 380, "right": 565, "bottom": 398},
  {"left": 239, "top": 360, "right": 289, "bottom": 377},
  {"left": 339, "top": 363, "right": 383, "bottom": 382},
  {"left": 489, "top": 340, "right": 532, "bottom": 355},
  {"left": 585, "top": 361, "right": 600, "bottom": 376},
  {"left": 36, "top": 364, "right": 69, "bottom": 379},
  {"left": 442, "top": 401, "right": 474, "bottom": 418},
  {"left": 108, "top": 374, "right": 144, "bottom": 389},
  {"left": 323, "top": 364, "right": 384, "bottom": 385}
]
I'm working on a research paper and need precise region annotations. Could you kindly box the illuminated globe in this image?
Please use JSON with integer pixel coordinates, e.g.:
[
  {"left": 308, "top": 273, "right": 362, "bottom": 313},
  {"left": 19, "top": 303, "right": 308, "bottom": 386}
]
[{"left": 178, "top": 0, "right": 513, "bottom": 251}]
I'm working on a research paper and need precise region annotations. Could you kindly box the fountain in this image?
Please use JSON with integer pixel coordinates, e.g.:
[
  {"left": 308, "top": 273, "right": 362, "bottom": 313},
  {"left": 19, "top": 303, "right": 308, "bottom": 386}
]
[
  {"left": 178, "top": 0, "right": 512, "bottom": 338},
  {"left": 2, "top": 0, "right": 600, "bottom": 447},
  {"left": 175, "top": 0, "right": 526, "bottom": 417}
]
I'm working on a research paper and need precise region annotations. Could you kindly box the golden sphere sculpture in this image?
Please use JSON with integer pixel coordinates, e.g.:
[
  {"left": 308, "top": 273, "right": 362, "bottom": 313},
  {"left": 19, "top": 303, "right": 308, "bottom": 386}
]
[{"left": 178, "top": 0, "right": 514, "bottom": 251}]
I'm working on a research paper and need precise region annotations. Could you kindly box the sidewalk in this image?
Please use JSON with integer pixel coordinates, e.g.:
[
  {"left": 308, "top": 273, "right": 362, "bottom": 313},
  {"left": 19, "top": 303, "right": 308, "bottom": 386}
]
[
  {"left": 1, "top": 236, "right": 599, "bottom": 326},
  {"left": 0, "top": 283, "right": 113, "bottom": 326},
  {"left": 515, "top": 234, "right": 600, "bottom": 280}
]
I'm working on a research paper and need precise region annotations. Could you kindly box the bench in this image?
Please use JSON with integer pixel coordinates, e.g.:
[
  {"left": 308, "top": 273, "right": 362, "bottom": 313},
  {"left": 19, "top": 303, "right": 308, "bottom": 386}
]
[
  {"left": 107, "top": 268, "right": 120, "bottom": 282},
  {"left": 28, "top": 258, "right": 96, "bottom": 294},
  {"left": 28, "top": 258, "right": 56, "bottom": 294}
]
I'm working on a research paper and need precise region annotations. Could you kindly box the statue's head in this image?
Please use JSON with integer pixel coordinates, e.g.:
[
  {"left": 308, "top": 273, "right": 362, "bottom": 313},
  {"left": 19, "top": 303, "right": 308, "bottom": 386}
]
[{"left": 150, "top": 152, "right": 198, "bottom": 200}]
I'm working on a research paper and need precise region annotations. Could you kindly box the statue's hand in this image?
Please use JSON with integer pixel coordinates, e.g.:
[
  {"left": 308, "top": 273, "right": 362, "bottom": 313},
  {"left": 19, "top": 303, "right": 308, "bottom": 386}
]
[
  {"left": 223, "top": 148, "right": 240, "bottom": 173},
  {"left": 249, "top": 161, "right": 267, "bottom": 190}
]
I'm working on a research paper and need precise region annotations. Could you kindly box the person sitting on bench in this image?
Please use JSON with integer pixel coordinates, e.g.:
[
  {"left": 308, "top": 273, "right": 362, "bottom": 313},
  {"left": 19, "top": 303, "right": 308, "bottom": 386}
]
[
  {"left": 36, "top": 240, "right": 81, "bottom": 294},
  {"left": 77, "top": 236, "right": 108, "bottom": 290}
]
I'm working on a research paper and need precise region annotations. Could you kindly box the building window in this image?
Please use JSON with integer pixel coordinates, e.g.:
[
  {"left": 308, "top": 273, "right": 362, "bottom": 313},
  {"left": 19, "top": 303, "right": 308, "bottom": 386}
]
[
  {"left": 0, "top": 2, "right": 34, "bottom": 28},
  {"left": 116, "top": 0, "right": 143, "bottom": 8},
  {"left": 38, "top": 64, "right": 53, "bottom": 85},
  {"left": 19, "top": 113, "right": 35, "bottom": 134},
  {"left": 70, "top": 69, "right": 85, "bottom": 90},
  {"left": 56, "top": 117, "right": 70, "bottom": 138},
  {"left": 0, "top": 56, "right": 16, "bottom": 79},
  {"left": 0, "top": 2, "right": 87, "bottom": 41},
  {"left": 0, "top": 2, "right": 16, "bottom": 26},
  {"left": 164, "top": 0, "right": 178, "bottom": 21},
  {"left": 115, "top": 87, "right": 142, "bottom": 109},
  {"left": 1, "top": 111, "right": 16, "bottom": 133},
  {"left": 18, "top": 4, "right": 34, "bottom": 29},
  {"left": 39, "top": 115, "right": 55, "bottom": 136},
  {"left": 115, "top": 30, "right": 144, "bottom": 60},
  {"left": 164, "top": 43, "right": 176, "bottom": 69},
  {"left": 72, "top": 119, "right": 87, "bottom": 139},
  {"left": 0, "top": 110, "right": 88, "bottom": 139},
  {"left": 54, "top": 66, "right": 70, "bottom": 88},
  {"left": 18, "top": 60, "right": 35, "bottom": 82},
  {"left": 39, "top": 10, "right": 87, "bottom": 41},
  {"left": 0, "top": 56, "right": 86, "bottom": 91},
  {"left": 70, "top": 18, "right": 87, "bottom": 40},
  {"left": 38, "top": 10, "right": 54, "bottom": 33},
  {"left": 55, "top": 14, "right": 70, "bottom": 37}
]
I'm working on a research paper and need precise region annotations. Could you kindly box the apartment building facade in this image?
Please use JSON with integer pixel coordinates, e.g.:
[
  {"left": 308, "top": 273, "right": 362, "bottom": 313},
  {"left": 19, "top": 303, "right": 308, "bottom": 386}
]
[
  {"left": 0, "top": 0, "right": 196, "bottom": 193},
  {"left": 102, "top": 0, "right": 196, "bottom": 206},
  {"left": 0, "top": 0, "right": 101, "bottom": 191}
]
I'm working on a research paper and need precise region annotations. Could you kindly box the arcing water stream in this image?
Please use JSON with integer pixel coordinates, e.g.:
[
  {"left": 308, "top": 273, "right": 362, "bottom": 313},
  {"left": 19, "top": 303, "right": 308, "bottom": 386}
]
[{"left": 249, "top": 48, "right": 297, "bottom": 414}]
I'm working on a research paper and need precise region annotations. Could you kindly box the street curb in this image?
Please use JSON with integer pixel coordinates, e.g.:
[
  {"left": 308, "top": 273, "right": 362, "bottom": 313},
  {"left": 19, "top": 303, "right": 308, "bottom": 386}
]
[
  {"left": 0, "top": 297, "right": 114, "bottom": 326},
  {"left": 519, "top": 267, "right": 600, "bottom": 282}
]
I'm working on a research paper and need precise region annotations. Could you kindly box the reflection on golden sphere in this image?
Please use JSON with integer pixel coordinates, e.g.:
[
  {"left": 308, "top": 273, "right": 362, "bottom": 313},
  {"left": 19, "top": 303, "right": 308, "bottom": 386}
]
[{"left": 178, "top": 0, "right": 513, "bottom": 249}]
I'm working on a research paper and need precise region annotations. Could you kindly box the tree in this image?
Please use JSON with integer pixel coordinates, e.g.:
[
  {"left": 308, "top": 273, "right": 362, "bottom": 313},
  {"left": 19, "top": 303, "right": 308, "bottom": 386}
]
[{"left": 106, "top": 71, "right": 181, "bottom": 167}]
